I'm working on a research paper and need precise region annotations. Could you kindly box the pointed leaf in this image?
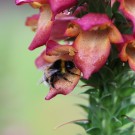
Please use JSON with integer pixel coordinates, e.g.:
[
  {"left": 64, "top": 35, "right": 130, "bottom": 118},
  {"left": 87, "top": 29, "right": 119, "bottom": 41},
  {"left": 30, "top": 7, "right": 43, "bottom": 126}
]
[{"left": 86, "top": 127, "right": 101, "bottom": 135}]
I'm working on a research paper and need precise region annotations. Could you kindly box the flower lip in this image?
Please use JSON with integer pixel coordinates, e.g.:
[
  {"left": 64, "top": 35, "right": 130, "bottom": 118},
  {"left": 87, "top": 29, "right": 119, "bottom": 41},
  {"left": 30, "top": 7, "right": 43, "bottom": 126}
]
[
  {"left": 28, "top": 5, "right": 53, "bottom": 50},
  {"left": 73, "top": 30, "right": 111, "bottom": 79}
]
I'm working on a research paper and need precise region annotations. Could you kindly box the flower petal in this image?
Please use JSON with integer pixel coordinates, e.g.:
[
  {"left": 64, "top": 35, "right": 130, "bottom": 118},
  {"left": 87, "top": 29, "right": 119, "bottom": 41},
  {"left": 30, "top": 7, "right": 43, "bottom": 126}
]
[
  {"left": 72, "top": 13, "right": 111, "bottom": 31},
  {"left": 28, "top": 5, "right": 53, "bottom": 50},
  {"left": 73, "top": 30, "right": 111, "bottom": 79},
  {"left": 128, "top": 55, "right": 135, "bottom": 70},
  {"left": 109, "top": 25, "right": 124, "bottom": 43},
  {"left": 48, "top": 0, "right": 77, "bottom": 19},
  {"left": 35, "top": 50, "right": 61, "bottom": 68},
  {"left": 119, "top": 35, "right": 134, "bottom": 61},
  {"left": 45, "top": 67, "right": 81, "bottom": 100},
  {"left": 15, "top": 0, "right": 33, "bottom": 5},
  {"left": 65, "top": 23, "right": 80, "bottom": 37},
  {"left": 71, "top": 13, "right": 123, "bottom": 43},
  {"left": 35, "top": 41, "right": 75, "bottom": 68},
  {"left": 25, "top": 14, "right": 39, "bottom": 31},
  {"left": 119, "top": 42, "right": 128, "bottom": 61},
  {"left": 50, "top": 14, "right": 76, "bottom": 40},
  {"left": 46, "top": 40, "right": 76, "bottom": 57},
  {"left": 15, "top": 0, "right": 47, "bottom": 5}
]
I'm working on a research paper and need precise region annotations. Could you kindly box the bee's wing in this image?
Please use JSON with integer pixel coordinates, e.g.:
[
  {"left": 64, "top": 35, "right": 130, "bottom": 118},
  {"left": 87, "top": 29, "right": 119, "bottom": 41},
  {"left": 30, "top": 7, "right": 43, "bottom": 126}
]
[
  {"left": 38, "top": 75, "right": 48, "bottom": 86},
  {"left": 48, "top": 69, "right": 59, "bottom": 75},
  {"left": 38, "top": 69, "right": 59, "bottom": 85}
]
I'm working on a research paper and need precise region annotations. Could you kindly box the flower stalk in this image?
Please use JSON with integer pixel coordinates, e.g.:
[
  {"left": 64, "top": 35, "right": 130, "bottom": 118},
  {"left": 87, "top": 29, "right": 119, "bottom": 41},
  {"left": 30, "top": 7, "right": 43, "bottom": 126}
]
[
  {"left": 79, "top": 45, "right": 135, "bottom": 135},
  {"left": 16, "top": 0, "right": 135, "bottom": 134}
]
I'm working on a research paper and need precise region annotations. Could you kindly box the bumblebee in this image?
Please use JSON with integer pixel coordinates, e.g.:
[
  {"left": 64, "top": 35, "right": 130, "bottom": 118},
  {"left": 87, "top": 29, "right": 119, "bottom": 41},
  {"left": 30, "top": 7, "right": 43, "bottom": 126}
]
[{"left": 43, "top": 59, "right": 79, "bottom": 88}]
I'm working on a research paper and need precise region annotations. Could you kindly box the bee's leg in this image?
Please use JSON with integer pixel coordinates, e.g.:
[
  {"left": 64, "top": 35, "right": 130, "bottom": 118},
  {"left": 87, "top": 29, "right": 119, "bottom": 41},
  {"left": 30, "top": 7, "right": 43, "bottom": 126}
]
[
  {"left": 67, "top": 69, "right": 80, "bottom": 76},
  {"left": 58, "top": 75, "right": 72, "bottom": 83},
  {"left": 63, "top": 76, "right": 72, "bottom": 83},
  {"left": 50, "top": 76, "right": 56, "bottom": 88}
]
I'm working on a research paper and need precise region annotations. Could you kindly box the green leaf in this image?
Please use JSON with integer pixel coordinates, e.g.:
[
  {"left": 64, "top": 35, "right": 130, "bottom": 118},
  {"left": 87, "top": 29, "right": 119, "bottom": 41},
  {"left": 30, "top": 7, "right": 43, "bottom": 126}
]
[
  {"left": 118, "top": 104, "right": 135, "bottom": 116},
  {"left": 98, "top": 0, "right": 105, "bottom": 13},
  {"left": 121, "top": 26, "right": 133, "bottom": 34},
  {"left": 86, "top": 127, "right": 101, "bottom": 135},
  {"left": 99, "top": 66, "right": 114, "bottom": 82},
  {"left": 81, "top": 72, "right": 101, "bottom": 89},
  {"left": 100, "top": 93, "right": 112, "bottom": 108},
  {"left": 112, "top": 1, "right": 120, "bottom": 13},
  {"left": 114, "top": 12, "right": 127, "bottom": 23},
  {"left": 83, "top": 89, "right": 99, "bottom": 97},
  {"left": 77, "top": 104, "right": 89, "bottom": 113},
  {"left": 111, "top": 116, "right": 122, "bottom": 128},
  {"left": 119, "top": 125, "right": 135, "bottom": 135},
  {"left": 89, "top": 96, "right": 99, "bottom": 106},
  {"left": 117, "top": 87, "right": 135, "bottom": 97},
  {"left": 120, "top": 115, "right": 134, "bottom": 126},
  {"left": 87, "top": 0, "right": 106, "bottom": 13},
  {"left": 75, "top": 121, "right": 90, "bottom": 131},
  {"left": 106, "top": 4, "right": 112, "bottom": 18},
  {"left": 121, "top": 77, "right": 135, "bottom": 88},
  {"left": 114, "top": 20, "right": 133, "bottom": 34}
]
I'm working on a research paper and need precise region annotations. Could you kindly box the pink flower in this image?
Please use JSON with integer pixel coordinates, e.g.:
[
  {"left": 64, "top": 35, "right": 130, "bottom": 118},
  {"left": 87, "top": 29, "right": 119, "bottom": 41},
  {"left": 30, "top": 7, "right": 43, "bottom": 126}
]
[
  {"left": 119, "top": 34, "right": 135, "bottom": 70},
  {"left": 35, "top": 40, "right": 81, "bottom": 100},
  {"left": 66, "top": 13, "right": 123, "bottom": 79},
  {"left": 16, "top": 0, "right": 78, "bottom": 50},
  {"left": 26, "top": 12, "right": 75, "bottom": 50},
  {"left": 27, "top": 5, "right": 54, "bottom": 50}
]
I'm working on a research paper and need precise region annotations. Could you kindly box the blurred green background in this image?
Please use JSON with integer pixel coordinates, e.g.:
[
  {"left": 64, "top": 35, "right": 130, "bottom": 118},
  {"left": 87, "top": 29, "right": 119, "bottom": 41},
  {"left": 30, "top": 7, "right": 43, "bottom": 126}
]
[{"left": 0, "top": 1, "right": 87, "bottom": 135}]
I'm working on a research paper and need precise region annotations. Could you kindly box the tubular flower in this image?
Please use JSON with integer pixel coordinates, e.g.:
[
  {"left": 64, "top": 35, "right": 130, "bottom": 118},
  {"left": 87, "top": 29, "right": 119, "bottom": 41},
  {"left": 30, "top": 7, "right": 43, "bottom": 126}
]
[
  {"left": 16, "top": 0, "right": 77, "bottom": 50},
  {"left": 66, "top": 13, "right": 123, "bottom": 79},
  {"left": 28, "top": 5, "right": 54, "bottom": 50},
  {"left": 118, "top": 0, "right": 135, "bottom": 33},
  {"left": 26, "top": 13, "right": 76, "bottom": 50},
  {"left": 119, "top": 35, "right": 135, "bottom": 70},
  {"left": 35, "top": 40, "right": 81, "bottom": 100}
]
